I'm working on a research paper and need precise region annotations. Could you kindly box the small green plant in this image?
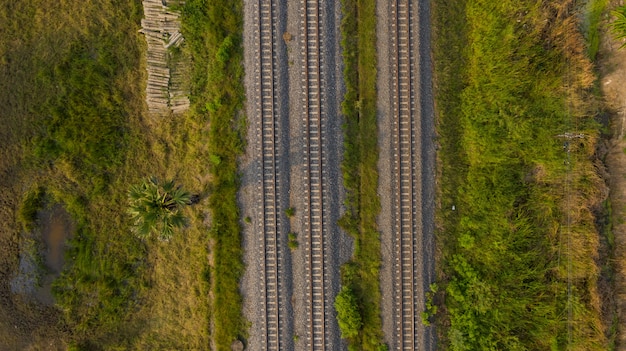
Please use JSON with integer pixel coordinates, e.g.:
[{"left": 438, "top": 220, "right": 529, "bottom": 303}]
[
  {"left": 611, "top": 5, "right": 626, "bottom": 49},
  {"left": 288, "top": 232, "right": 299, "bottom": 250},
  {"left": 244, "top": 216, "right": 251, "bottom": 224},
  {"left": 293, "top": 334, "right": 299, "bottom": 342},
  {"left": 421, "top": 283, "right": 438, "bottom": 326},
  {"left": 127, "top": 177, "right": 191, "bottom": 241},
  {"left": 209, "top": 154, "right": 222, "bottom": 166},
  {"left": 285, "top": 207, "right": 295, "bottom": 218}
]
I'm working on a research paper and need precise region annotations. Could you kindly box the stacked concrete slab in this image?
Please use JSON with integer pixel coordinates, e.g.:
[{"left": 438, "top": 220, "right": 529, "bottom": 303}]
[{"left": 140, "top": 0, "right": 189, "bottom": 115}]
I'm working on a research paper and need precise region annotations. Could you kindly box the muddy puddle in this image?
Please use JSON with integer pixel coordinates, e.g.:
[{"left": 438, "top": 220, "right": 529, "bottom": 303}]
[
  {"left": 10, "top": 204, "right": 74, "bottom": 306},
  {"left": 37, "top": 205, "right": 74, "bottom": 305},
  {"left": 41, "top": 205, "right": 73, "bottom": 274}
]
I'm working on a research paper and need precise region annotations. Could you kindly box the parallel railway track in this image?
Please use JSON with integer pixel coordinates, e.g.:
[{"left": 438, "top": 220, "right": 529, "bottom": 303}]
[
  {"left": 390, "top": 0, "right": 421, "bottom": 350},
  {"left": 301, "top": 0, "right": 330, "bottom": 349},
  {"left": 257, "top": 0, "right": 285, "bottom": 349}
]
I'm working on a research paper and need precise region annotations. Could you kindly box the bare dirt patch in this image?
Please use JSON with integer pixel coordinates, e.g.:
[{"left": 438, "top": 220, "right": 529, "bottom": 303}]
[{"left": 599, "top": 2, "right": 626, "bottom": 349}]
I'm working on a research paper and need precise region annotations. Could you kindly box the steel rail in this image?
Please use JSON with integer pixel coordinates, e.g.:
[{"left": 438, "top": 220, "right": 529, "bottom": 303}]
[
  {"left": 391, "top": 0, "right": 418, "bottom": 349},
  {"left": 302, "top": 0, "right": 328, "bottom": 349},
  {"left": 258, "top": 0, "right": 282, "bottom": 349}
]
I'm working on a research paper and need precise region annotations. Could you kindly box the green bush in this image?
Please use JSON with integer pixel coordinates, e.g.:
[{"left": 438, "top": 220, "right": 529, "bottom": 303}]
[
  {"left": 287, "top": 232, "right": 298, "bottom": 250},
  {"left": 335, "top": 286, "right": 363, "bottom": 339},
  {"left": 284, "top": 207, "right": 295, "bottom": 218}
]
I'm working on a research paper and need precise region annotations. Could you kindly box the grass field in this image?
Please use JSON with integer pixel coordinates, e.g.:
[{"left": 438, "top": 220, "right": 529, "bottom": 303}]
[
  {"left": 0, "top": 0, "right": 240, "bottom": 349},
  {"left": 337, "top": 0, "right": 386, "bottom": 350},
  {"left": 433, "top": 0, "right": 608, "bottom": 349}
]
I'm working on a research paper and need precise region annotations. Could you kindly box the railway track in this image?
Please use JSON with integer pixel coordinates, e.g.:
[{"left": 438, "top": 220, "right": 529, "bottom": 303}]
[
  {"left": 390, "top": 0, "right": 421, "bottom": 350},
  {"left": 301, "top": 0, "right": 330, "bottom": 349},
  {"left": 257, "top": 0, "right": 285, "bottom": 349}
]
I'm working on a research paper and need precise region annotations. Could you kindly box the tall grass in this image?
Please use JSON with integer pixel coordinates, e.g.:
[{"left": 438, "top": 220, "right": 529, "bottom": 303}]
[
  {"left": 181, "top": 0, "right": 247, "bottom": 349},
  {"left": 584, "top": 0, "right": 608, "bottom": 59},
  {"left": 433, "top": 0, "right": 606, "bottom": 349},
  {"left": 338, "top": 0, "right": 386, "bottom": 350}
]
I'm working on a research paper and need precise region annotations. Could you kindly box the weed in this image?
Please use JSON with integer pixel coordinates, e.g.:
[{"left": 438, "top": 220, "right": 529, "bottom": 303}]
[
  {"left": 421, "top": 283, "right": 438, "bottom": 326},
  {"left": 18, "top": 186, "right": 46, "bottom": 231},
  {"left": 285, "top": 207, "right": 295, "bottom": 218},
  {"left": 585, "top": 0, "right": 609, "bottom": 60},
  {"left": 288, "top": 232, "right": 299, "bottom": 250}
]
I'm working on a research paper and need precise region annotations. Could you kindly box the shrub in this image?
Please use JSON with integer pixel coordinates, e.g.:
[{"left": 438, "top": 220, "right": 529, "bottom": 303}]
[
  {"left": 334, "top": 286, "right": 362, "bottom": 339},
  {"left": 127, "top": 177, "right": 191, "bottom": 241}
]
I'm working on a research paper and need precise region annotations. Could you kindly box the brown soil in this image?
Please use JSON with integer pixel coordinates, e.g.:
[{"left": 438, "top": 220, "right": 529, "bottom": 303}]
[
  {"left": 0, "top": 203, "right": 73, "bottom": 350},
  {"left": 598, "top": 3, "right": 626, "bottom": 349}
]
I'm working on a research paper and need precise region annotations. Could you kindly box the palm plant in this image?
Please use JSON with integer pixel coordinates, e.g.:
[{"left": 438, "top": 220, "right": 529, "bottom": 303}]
[
  {"left": 611, "top": 5, "right": 626, "bottom": 49},
  {"left": 127, "top": 177, "right": 191, "bottom": 241}
]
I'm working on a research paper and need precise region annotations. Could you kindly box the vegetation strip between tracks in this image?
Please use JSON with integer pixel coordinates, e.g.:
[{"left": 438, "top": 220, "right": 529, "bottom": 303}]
[
  {"left": 337, "top": 0, "right": 386, "bottom": 349},
  {"left": 181, "top": 0, "right": 247, "bottom": 349},
  {"left": 433, "top": 0, "right": 608, "bottom": 349}
]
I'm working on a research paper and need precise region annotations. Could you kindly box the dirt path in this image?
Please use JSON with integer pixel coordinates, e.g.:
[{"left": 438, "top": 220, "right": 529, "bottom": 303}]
[{"left": 599, "top": 4, "right": 626, "bottom": 349}]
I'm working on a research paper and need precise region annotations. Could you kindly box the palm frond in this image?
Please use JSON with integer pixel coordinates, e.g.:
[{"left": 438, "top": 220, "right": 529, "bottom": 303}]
[
  {"left": 127, "top": 177, "right": 192, "bottom": 240},
  {"left": 611, "top": 6, "right": 626, "bottom": 49}
]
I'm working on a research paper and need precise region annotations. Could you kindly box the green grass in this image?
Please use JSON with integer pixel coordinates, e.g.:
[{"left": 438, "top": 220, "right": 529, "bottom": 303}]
[
  {"left": 288, "top": 232, "right": 299, "bottom": 250},
  {"left": 610, "top": 5, "right": 626, "bottom": 49},
  {"left": 585, "top": 0, "right": 609, "bottom": 60},
  {"left": 181, "top": 0, "right": 247, "bottom": 349},
  {"left": 0, "top": 0, "right": 226, "bottom": 349},
  {"left": 433, "top": 0, "right": 607, "bottom": 349},
  {"left": 285, "top": 207, "right": 296, "bottom": 218},
  {"left": 338, "top": 0, "right": 385, "bottom": 350},
  {"left": 9, "top": 1, "right": 153, "bottom": 347}
]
